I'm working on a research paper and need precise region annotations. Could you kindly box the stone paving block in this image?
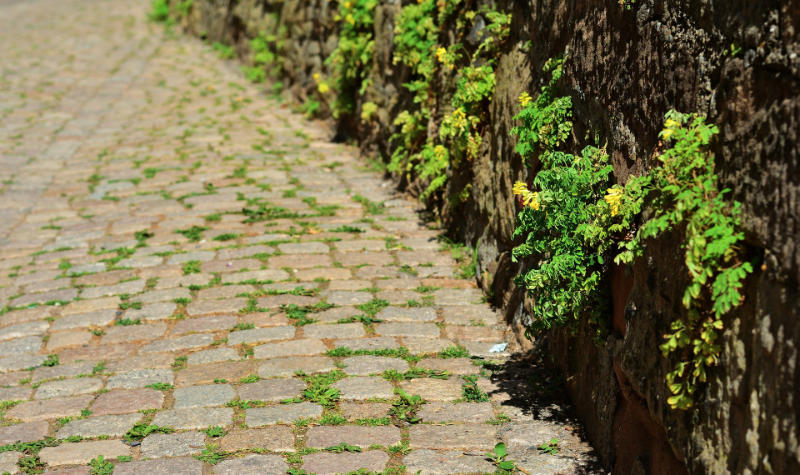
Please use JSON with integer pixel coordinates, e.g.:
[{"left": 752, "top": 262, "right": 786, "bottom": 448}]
[
  {"left": 375, "top": 290, "right": 420, "bottom": 305},
  {"left": 125, "top": 302, "right": 176, "bottom": 321},
  {"left": 58, "top": 343, "right": 136, "bottom": 365},
  {"left": 434, "top": 288, "right": 484, "bottom": 305},
  {"left": 294, "top": 267, "right": 352, "bottom": 281},
  {"left": 303, "top": 322, "right": 365, "bottom": 339},
  {"left": 312, "top": 306, "right": 360, "bottom": 323},
  {"left": 0, "top": 421, "right": 49, "bottom": 445},
  {"left": 52, "top": 309, "right": 117, "bottom": 331},
  {"left": 403, "top": 449, "right": 496, "bottom": 474},
  {"left": 322, "top": 291, "right": 373, "bottom": 306},
  {"left": 6, "top": 395, "right": 93, "bottom": 422},
  {"left": 0, "top": 336, "right": 42, "bottom": 354},
  {"left": 278, "top": 242, "right": 329, "bottom": 254},
  {"left": 400, "top": 378, "right": 463, "bottom": 401},
  {"left": 113, "top": 457, "right": 203, "bottom": 475},
  {"left": 80, "top": 280, "right": 144, "bottom": 300},
  {"left": 333, "top": 377, "right": 394, "bottom": 400},
  {"left": 257, "top": 356, "right": 336, "bottom": 378},
  {"left": 187, "top": 347, "right": 238, "bottom": 365},
  {"left": 197, "top": 285, "right": 254, "bottom": 300},
  {"left": 172, "top": 315, "right": 237, "bottom": 334},
  {"left": 213, "top": 454, "right": 289, "bottom": 474},
  {"left": 305, "top": 425, "right": 401, "bottom": 448},
  {"left": 253, "top": 339, "right": 326, "bottom": 358},
  {"left": 403, "top": 337, "right": 454, "bottom": 354},
  {"left": 0, "top": 385, "right": 31, "bottom": 402},
  {"left": 0, "top": 451, "right": 20, "bottom": 474},
  {"left": 439, "top": 305, "right": 498, "bottom": 325},
  {"left": 106, "top": 369, "right": 174, "bottom": 389},
  {"left": 139, "top": 333, "right": 215, "bottom": 353},
  {"left": 237, "top": 378, "right": 305, "bottom": 402},
  {"left": 418, "top": 402, "right": 494, "bottom": 423},
  {"left": 39, "top": 440, "right": 130, "bottom": 466},
  {"left": 245, "top": 402, "right": 322, "bottom": 426},
  {"left": 376, "top": 306, "right": 437, "bottom": 322},
  {"left": 219, "top": 427, "right": 295, "bottom": 452},
  {"left": 338, "top": 402, "right": 392, "bottom": 420},
  {"left": 301, "top": 451, "right": 389, "bottom": 475},
  {"left": 32, "top": 362, "right": 96, "bottom": 383},
  {"left": 168, "top": 251, "right": 215, "bottom": 264},
  {"left": 256, "top": 294, "right": 318, "bottom": 308},
  {"left": 174, "top": 384, "right": 236, "bottom": 408},
  {"left": 175, "top": 361, "right": 254, "bottom": 386},
  {"left": 141, "top": 431, "right": 205, "bottom": 458},
  {"left": 91, "top": 388, "right": 164, "bottom": 415},
  {"left": 46, "top": 330, "right": 92, "bottom": 350},
  {"left": 56, "top": 413, "right": 141, "bottom": 438},
  {"left": 341, "top": 355, "right": 409, "bottom": 375},
  {"left": 221, "top": 269, "right": 289, "bottom": 284},
  {"left": 227, "top": 326, "right": 295, "bottom": 345},
  {"left": 376, "top": 322, "right": 440, "bottom": 338},
  {"left": 9, "top": 288, "right": 77, "bottom": 307},
  {"left": 105, "top": 354, "right": 174, "bottom": 372},
  {"left": 0, "top": 321, "right": 49, "bottom": 341},
  {"left": 409, "top": 424, "right": 497, "bottom": 450},
  {"left": 101, "top": 322, "right": 167, "bottom": 344},
  {"left": 34, "top": 378, "right": 103, "bottom": 400},
  {"left": 417, "top": 357, "right": 479, "bottom": 375},
  {"left": 187, "top": 298, "right": 248, "bottom": 315},
  {"left": 152, "top": 407, "right": 233, "bottom": 430},
  {"left": 269, "top": 254, "right": 332, "bottom": 269},
  {"left": 332, "top": 336, "right": 400, "bottom": 351},
  {"left": 447, "top": 325, "right": 504, "bottom": 342}
]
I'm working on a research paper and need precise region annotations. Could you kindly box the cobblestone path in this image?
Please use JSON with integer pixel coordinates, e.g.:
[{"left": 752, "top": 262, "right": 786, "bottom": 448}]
[{"left": 0, "top": 1, "right": 598, "bottom": 473}]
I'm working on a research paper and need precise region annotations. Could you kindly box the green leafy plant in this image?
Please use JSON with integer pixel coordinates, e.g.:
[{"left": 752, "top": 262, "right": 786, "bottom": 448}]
[
  {"left": 203, "top": 426, "right": 226, "bottom": 438},
  {"left": 148, "top": 0, "right": 170, "bottom": 23},
  {"left": 302, "top": 371, "right": 346, "bottom": 407},
  {"left": 461, "top": 374, "right": 489, "bottom": 402},
  {"left": 194, "top": 444, "right": 227, "bottom": 464},
  {"left": 538, "top": 438, "right": 560, "bottom": 455},
  {"left": 390, "top": 388, "right": 423, "bottom": 423},
  {"left": 89, "top": 455, "right": 114, "bottom": 475},
  {"left": 124, "top": 422, "right": 173, "bottom": 442},
  {"left": 487, "top": 442, "right": 516, "bottom": 472}
]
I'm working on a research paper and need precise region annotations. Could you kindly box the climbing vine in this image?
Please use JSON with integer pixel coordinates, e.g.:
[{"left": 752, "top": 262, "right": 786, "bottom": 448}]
[{"left": 512, "top": 57, "right": 752, "bottom": 409}]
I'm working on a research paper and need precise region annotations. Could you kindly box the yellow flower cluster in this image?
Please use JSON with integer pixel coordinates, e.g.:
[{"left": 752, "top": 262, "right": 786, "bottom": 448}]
[
  {"left": 433, "top": 145, "right": 448, "bottom": 162},
  {"left": 513, "top": 181, "right": 540, "bottom": 210},
  {"left": 604, "top": 187, "right": 622, "bottom": 216},
  {"left": 661, "top": 117, "right": 681, "bottom": 141},
  {"left": 518, "top": 92, "right": 532, "bottom": 107},
  {"left": 435, "top": 47, "right": 447, "bottom": 63},
  {"left": 313, "top": 73, "right": 330, "bottom": 94},
  {"left": 450, "top": 108, "right": 467, "bottom": 131}
]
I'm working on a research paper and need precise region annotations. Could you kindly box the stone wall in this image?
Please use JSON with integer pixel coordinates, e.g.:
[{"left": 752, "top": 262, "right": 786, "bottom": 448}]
[{"left": 170, "top": 0, "right": 800, "bottom": 473}]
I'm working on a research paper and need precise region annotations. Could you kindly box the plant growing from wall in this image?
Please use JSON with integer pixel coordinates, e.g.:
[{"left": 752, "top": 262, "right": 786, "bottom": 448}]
[
  {"left": 242, "top": 28, "right": 286, "bottom": 89},
  {"left": 511, "top": 56, "right": 752, "bottom": 410},
  {"left": 325, "top": 0, "right": 378, "bottom": 117}
]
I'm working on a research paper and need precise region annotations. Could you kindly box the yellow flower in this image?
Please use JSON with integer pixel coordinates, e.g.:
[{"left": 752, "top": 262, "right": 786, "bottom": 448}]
[
  {"left": 604, "top": 187, "right": 623, "bottom": 216},
  {"left": 433, "top": 145, "right": 448, "bottom": 162},
  {"left": 343, "top": 1, "right": 351, "bottom": 8},
  {"left": 346, "top": 14, "right": 354, "bottom": 25},
  {"left": 313, "top": 73, "right": 321, "bottom": 81},
  {"left": 512, "top": 181, "right": 541, "bottom": 210},
  {"left": 512, "top": 181, "right": 528, "bottom": 196},
  {"left": 661, "top": 118, "right": 680, "bottom": 141},
  {"left": 450, "top": 108, "right": 467, "bottom": 130},
  {"left": 518, "top": 92, "right": 532, "bottom": 107},
  {"left": 435, "top": 47, "right": 447, "bottom": 63},
  {"left": 317, "top": 82, "right": 330, "bottom": 94}
]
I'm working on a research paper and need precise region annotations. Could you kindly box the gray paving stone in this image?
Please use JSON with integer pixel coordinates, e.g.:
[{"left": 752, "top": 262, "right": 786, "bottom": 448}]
[
  {"left": 187, "top": 347, "right": 238, "bottom": 365},
  {"left": 219, "top": 427, "right": 295, "bottom": 452},
  {"left": 341, "top": 355, "right": 409, "bottom": 375},
  {"left": 141, "top": 431, "right": 205, "bottom": 458},
  {"left": 152, "top": 407, "right": 233, "bottom": 430},
  {"left": 125, "top": 302, "right": 176, "bottom": 321},
  {"left": 376, "top": 322, "right": 440, "bottom": 338},
  {"left": 377, "top": 306, "right": 437, "bottom": 322},
  {"left": 56, "top": 413, "right": 141, "bottom": 438},
  {"left": 277, "top": 242, "right": 329, "bottom": 254},
  {"left": 245, "top": 402, "right": 322, "bottom": 426},
  {"left": 106, "top": 369, "right": 174, "bottom": 389},
  {"left": 52, "top": 309, "right": 117, "bottom": 330},
  {"left": 0, "top": 336, "right": 42, "bottom": 354},
  {"left": 305, "top": 425, "right": 401, "bottom": 448},
  {"left": 0, "top": 321, "right": 49, "bottom": 341},
  {"left": 172, "top": 315, "right": 237, "bottom": 334},
  {"left": 322, "top": 291, "right": 373, "bottom": 306},
  {"left": 303, "top": 322, "right": 365, "bottom": 339},
  {"left": 0, "top": 451, "right": 20, "bottom": 474},
  {"left": 333, "top": 377, "right": 394, "bottom": 400},
  {"left": 221, "top": 269, "right": 290, "bottom": 284},
  {"left": 0, "top": 421, "right": 49, "bottom": 445},
  {"left": 113, "top": 457, "right": 203, "bottom": 475},
  {"left": 237, "top": 378, "right": 305, "bottom": 402},
  {"left": 34, "top": 378, "right": 103, "bottom": 400},
  {"left": 0, "top": 385, "right": 32, "bottom": 402},
  {"left": 213, "top": 454, "right": 289, "bottom": 474},
  {"left": 0, "top": 354, "right": 47, "bottom": 372},
  {"left": 227, "top": 326, "right": 295, "bottom": 345},
  {"left": 39, "top": 440, "right": 130, "bottom": 466},
  {"left": 418, "top": 402, "right": 494, "bottom": 423},
  {"left": 403, "top": 449, "right": 496, "bottom": 474},
  {"left": 257, "top": 356, "right": 336, "bottom": 378},
  {"left": 174, "top": 384, "right": 236, "bottom": 408},
  {"left": 252, "top": 339, "right": 327, "bottom": 358},
  {"left": 139, "top": 333, "right": 215, "bottom": 353},
  {"left": 332, "top": 336, "right": 400, "bottom": 351},
  {"left": 302, "top": 451, "right": 389, "bottom": 475},
  {"left": 400, "top": 378, "right": 463, "bottom": 401},
  {"left": 409, "top": 424, "right": 496, "bottom": 449}
]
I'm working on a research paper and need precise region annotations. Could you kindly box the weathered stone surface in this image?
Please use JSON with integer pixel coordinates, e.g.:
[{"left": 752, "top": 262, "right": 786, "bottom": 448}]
[
  {"left": 245, "top": 402, "right": 322, "bottom": 426},
  {"left": 113, "top": 457, "right": 203, "bottom": 475},
  {"left": 333, "top": 377, "right": 394, "bottom": 400},
  {"left": 341, "top": 355, "right": 408, "bottom": 375},
  {"left": 172, "top": 315, "right": 237, "bottom": 334},
  {"left": 400, "top": 378, "right": 463, "bottom": 401},
  {"left": 219, "top": 427, "right": 295, "bottom": 452},
  {"left": 305, "top": 425, "right": 401, "bottom": 448},
  {"left": 173, "top": 384, "right": 235, "bottom": 408},
  {"left": 237, "top": 378, "right": 305, "bottom": 402},
  {"left": 403, "top": 449, "right": 496, "bottom": 474},
  {"left": 376, "top": 322, "right": 440, "bottom": 338},
  {"left": 0, "top": 421, "right": 49, "bottom": 445},
  {"left": 252, "top": 339, "right": 326, "bottom": 358},
  {"left": 301, "top": 451, "right": 389, "bottom": 475},
  {"left": 0, "top": 452, "right": 20, "bottom": 474},
  {"left": 303, "top": 323, "right": 365, "bottom": 339},
  {"left": 90, "top": 389, "right": 164, "bottom": 415},
  {"left": 227, "top": 326, "right": 295, "bottom": 345},
  {"left": 417, "top": 357, "right": 479, "bottom": 375},
  {"left": 377, "top": 306, "right": 437, "bottom": 322},
  {"left": 257, "top": 356, "right": 336, "bottom": 378},
  {"left": 141, "top": 431, "right": 205, "bottom": 458},
  {"left": 34, "top": 378, "right": 102, "bottom": 400},
  {"left": 139, "top": 333, "right": 215, "bottom": 353},
  {"left": 56, "top": 413, "right": 141, "bottom": 438},
  {"left": 152, "top": 407, "right": 233, "bottom": 429},
  {"left": 107, "top": 369, "right": 173, "bottom": 389},
  {"left": 213, "top": 454, "right": 289, "bottom": 474},
  {"left": 175, "top": 361, "right": 254, "bottom": 386},
  {"left": 418, "top": 402, "right": 494, "bottom": 423},
  {"left": 7, "top": 395, "right": 93, "bottom": 422},
  {"left": 187, "top": 347, "right": 238, "bottom": 365},
  {"left": 409, "top": 424, "right": 496, "bottom": 450},
  {"left": 39, "top": 440, "right": 130, "bottom": 466}
]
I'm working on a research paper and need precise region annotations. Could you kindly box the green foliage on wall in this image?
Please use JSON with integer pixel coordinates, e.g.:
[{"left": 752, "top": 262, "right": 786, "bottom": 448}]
[{"left": 512, "top": 58, "right": 752, "bottom": 409}]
